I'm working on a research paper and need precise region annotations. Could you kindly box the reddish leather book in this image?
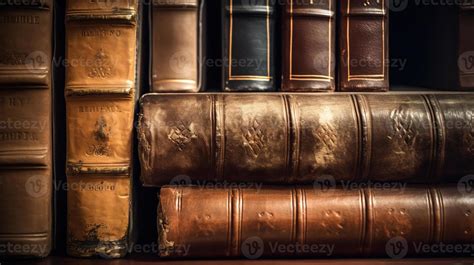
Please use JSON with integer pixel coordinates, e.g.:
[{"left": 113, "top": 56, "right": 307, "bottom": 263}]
[
  {"left": 138, "top": 93, "right": 474, "bottom": 186},
  {"left": 158, "top": 186, "right": 474, "bottom": 258},
  {"left": 339, "top": 0, "right": 389, "bottom": 91},
  {"left": 282, "top": 0, "right": 335, "bottom": 92}
]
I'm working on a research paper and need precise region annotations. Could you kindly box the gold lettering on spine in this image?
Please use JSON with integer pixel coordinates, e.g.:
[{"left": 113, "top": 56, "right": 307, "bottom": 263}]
[{"left": 0, "top": 15, "right": 40, "bottom": 24}]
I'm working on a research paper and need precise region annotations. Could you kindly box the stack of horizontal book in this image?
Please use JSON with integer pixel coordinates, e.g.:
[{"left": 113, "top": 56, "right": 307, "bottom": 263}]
[{"left": 0, "top": 0, "right": 473, "bottom": 262}]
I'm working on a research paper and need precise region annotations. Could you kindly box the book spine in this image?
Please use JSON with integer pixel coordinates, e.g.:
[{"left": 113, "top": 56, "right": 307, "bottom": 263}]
[
  {"left": 138, "top": 93, "right": 474, "bottom": 186},
  {"left": 281, "top": 0, "right": 335, "bottom": 92},
  {"left": 222, "top": 0, "right": 276, "bottom": 91},
  {"left": 65, "top": 0, "right": 140, "bottom": 258},
  {"left": 458, "top": 2, "right": 474, "bottom": 89},
  {"left": 151, "top": 0, "right": 203, "bottom": 92},
  {"left": 0, "top": 1, "right": 53, "bottom": 257},
  {"left": 158, "top": 186, "right": 474, "bottom": 258},
  {"left": 339, "top": 0, "right": 389, "bottom": 91}
]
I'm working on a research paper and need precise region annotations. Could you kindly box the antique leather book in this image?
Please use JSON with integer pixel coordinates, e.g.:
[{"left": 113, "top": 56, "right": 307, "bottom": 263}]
[
  {"left": 281, "top": 0, "right": 335, "bottom": 92},
  {"left": 221, "top": 0, "right": 276, "bottom": 91},
  {"left": 158, "top": 186, "right": 474, "bottom": 258},
  {"left": 150, "top": 0, "right": 205, "bottom": 92},
  {"left": 0, "top": 0, "right": 53, "bottom": 258},
  {"left": 339, "top": 0, "right": 389, "bottom": 91},
  {"left": 138, "top": 93, "right": 474, "bottom": 186},
  {"left": 65, "top": 0, "right": 141, "bottom": 258}
]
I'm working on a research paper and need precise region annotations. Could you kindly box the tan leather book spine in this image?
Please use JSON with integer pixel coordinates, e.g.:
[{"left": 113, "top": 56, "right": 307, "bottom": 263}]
[
  {"left": 138, "top": 93, "right": 474, "bottom": 186},
  {"left": 151, "top": 0, "right": 203, "bottom": 92},
  {"left": 158, "top": 186, "right": 474, "bottom": 258},
  {"left": 339, "top": 0, "right": 389, "bottom": 91},
  {"left": 281, "top": 0, "right": 336, "bottom": 92},
  {"left": 0, "top": 0, "right": 53, "bottom": 258},
  {"left": 65, "top": 0, "right": 140, "bottom": 258}
]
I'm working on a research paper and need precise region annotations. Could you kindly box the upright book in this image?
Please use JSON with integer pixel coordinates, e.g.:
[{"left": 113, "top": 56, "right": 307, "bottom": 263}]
[
  {"left": 222, "top": 0, "right": 276, "bottom": 91},
  {"left": 158, "top": 186, "right": 474, "bottom": 258},
  {"left": 0, "top": 0, "right": 53, "bottom": 257},
  {"left": 150, "top": 0, "right": 205, "bottom": 92},
  {"left": 339, "top": 0, "right": 389, "bottom": 91},
  {"left": 65, "top": 0, "right": 141, "bottom": 258},
  {"left": 138, "top": 93, "right": 474, "bottom": 186},
  {"left": 281, "top": 0, "right": 335, "bottom": 92}
]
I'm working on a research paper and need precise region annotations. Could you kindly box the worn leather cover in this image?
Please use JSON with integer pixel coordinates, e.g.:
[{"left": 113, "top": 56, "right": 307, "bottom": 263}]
[
  {"left": 158, "top": 186, "right": 474, "bottom": 258},
  {"left": 150, "top": 0, "right": 204, "bottom": 92},
  {"left": 0, "top": 0, "right": 53, "bottom": 258},
  {"left": 222, "top": 0, "right": 276, "bottom": 91},
  {"left": 339, "top": 0, "right": 389, "bottom": 92},
  {"left": 281, "top": 0, "right": 335, "bottom": 92},
  {"left": 138, "top": 93, "right": 474, "bottom": 186},
  {"left": 65, "top": 0, "right": 140, "bottom": 258}
]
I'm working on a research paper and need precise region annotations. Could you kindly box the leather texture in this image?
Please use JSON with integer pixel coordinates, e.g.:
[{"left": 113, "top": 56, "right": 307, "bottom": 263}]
[
  {"left": 65, "top": 0, "right": 140, "bottom": 258},
  {"left": 138, "top": 93, "right": 474, "bottom": 186},
  {"left": 151, "top": 0, "right": 204, "bottom": 92},
  {"left": 221, "top": 0, "right": 276, "bottom": 91},
  {"left": 282, "top": 0, "right": 335, "bottom": 92},
  {"left": 0, "top": 0, "right": 53, "bottom": 258},
  {"left": 158, "top": 186, "right": 474, "bottom": 258},
  {"left": 339, "top": 0, "right": 389, "bottom": 91}
]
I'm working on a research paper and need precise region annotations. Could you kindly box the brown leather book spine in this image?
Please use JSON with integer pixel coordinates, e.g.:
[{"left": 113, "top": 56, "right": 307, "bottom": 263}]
[
  {"left": 281, "top": 0, "right": 335, "bottom": 92},
  {"left": 458, "top": 2, "right": 474, "bottom": 89},
  {"left": 151, "top": 0, "right": 203, "bottom": 92},
  {"left": 158, "top": 186, "right": 474, "bottom": 258},
  {"left": 0, "top": 0, "right": 53, "bottom": 258},
  {"left": 339, "top": 0, "right": 389, "bottom": 91},
  {"left": 138, "top": 93, "right": 474, "bottom": 186},
  {"left": 65, "top": 0, "right": 140, "bottom": 258}
]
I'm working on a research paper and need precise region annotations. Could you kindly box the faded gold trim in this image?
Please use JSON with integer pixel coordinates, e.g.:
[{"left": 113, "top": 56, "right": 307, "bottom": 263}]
[
  {"left": 154, "top": 79, "right": 197, "bottom": 84},
  {"left": 289, "top": 0, "right": 332, "bottom": 81},
  {"left": 228, "top": 0, "right": 271, "bottom": 81},
  {"left": 229, "top": 76, "right": 271, "bottom": 80},
  {"left": 346, "top": 0, "right": 385, "bottom": 81}
]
